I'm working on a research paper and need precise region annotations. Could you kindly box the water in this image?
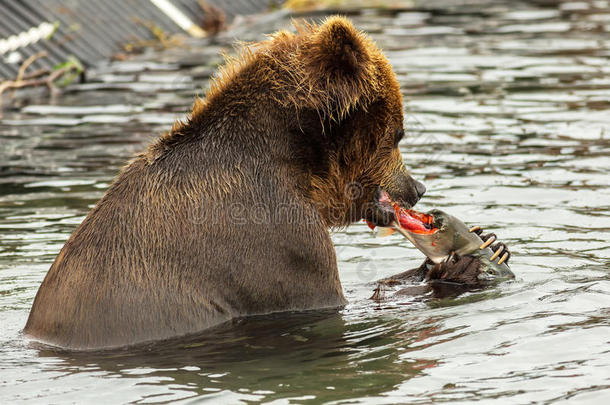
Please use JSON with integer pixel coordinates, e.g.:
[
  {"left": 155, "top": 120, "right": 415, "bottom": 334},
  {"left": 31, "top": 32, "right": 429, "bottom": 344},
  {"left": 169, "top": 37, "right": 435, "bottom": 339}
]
[{"left": 1, "top": 1, "right": 610, "bottom": 403}]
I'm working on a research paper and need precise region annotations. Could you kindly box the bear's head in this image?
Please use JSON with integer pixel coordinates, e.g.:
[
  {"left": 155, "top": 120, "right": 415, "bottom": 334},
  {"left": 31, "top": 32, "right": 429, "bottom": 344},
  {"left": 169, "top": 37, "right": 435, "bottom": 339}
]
[
  {"left": 169, "top": 16, "right": 425, "bottom": 229},
  {"left": 266, "top": 17, "right": 426, "bottom": 227}
]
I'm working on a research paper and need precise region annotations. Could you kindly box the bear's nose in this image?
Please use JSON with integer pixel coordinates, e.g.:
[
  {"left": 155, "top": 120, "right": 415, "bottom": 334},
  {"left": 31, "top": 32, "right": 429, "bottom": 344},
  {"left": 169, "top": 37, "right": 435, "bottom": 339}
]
[{"left": 415, "top": 180, "right": 426, "bottom": 198}]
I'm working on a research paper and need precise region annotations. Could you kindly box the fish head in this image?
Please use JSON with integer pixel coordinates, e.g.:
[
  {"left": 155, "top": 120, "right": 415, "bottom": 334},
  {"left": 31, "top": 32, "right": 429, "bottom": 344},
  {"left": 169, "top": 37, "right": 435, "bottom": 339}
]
[{"left": 476, "top": 248, "right": 515, "bottom": 281}]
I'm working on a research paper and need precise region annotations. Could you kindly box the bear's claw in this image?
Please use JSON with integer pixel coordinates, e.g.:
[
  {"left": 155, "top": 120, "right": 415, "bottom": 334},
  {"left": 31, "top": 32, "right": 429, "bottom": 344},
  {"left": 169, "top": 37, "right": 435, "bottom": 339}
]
[
  {"left": 497, "top": 252, "right": 509, "bottom": 265},
  {"left": 479, "top": 234, "right": 496, "bottom": 249},
  {"left": 469, "top": 226, "right": 511, "bottom": 265}
]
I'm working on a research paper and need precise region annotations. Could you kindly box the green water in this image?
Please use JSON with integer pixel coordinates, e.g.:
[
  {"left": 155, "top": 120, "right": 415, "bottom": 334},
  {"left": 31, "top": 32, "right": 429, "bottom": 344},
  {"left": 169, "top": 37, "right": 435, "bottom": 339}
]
[{"left": 1, "top": 1, "right": 609, "bottom": 403}]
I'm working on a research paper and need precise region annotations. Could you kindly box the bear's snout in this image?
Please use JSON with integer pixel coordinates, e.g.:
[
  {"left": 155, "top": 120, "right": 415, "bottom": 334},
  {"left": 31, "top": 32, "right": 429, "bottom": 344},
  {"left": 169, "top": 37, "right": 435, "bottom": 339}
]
[
  {"left": 364, "top": 180, "right": 424, "bottom": 228},
  {"left": 415, "top": 180, "right": 426, "bottom": 199},
  {"left": 383, "top": 168, "right": 426, "bottom": 210}
]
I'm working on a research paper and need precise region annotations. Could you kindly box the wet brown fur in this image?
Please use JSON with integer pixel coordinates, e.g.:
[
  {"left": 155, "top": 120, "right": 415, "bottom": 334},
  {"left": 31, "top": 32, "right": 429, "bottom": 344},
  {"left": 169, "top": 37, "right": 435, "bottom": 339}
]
[{"left": 24, "top": 17, "right": 423, "bottom": 349}]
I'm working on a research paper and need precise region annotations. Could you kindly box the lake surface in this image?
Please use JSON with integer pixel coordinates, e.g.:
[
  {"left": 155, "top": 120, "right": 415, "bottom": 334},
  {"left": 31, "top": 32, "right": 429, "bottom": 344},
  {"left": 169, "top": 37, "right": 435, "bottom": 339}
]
[{"left": 1, "top": 1, "right": 609, "bottom": 403}]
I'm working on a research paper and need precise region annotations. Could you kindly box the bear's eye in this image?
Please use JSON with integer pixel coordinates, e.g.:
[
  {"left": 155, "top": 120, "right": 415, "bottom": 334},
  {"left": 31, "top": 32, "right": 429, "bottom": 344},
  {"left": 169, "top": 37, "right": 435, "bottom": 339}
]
[{"left": 393, "top": 128, "right": 405, "bottom": 147}]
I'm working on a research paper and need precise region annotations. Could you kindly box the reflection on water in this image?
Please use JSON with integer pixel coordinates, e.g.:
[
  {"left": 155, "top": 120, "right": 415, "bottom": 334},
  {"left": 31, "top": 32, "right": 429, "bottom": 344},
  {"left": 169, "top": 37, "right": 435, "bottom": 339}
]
[
  {"left": 1, "top": 0, "right": 609, "bottom": 403},
  {"left": 28, "top": 311, "right": 433, "bottom": 403}
]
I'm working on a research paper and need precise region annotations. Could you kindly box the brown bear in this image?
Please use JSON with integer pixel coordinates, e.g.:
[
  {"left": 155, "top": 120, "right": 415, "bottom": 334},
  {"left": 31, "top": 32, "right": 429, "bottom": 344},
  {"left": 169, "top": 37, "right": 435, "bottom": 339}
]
[{"left": 24, "top": 17, "right": 427, "bottom": 350}]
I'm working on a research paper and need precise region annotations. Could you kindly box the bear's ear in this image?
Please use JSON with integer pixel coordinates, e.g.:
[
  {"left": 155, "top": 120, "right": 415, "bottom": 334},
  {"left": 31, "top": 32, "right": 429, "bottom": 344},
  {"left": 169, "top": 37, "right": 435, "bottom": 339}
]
[
  {"left": 297, "top": 17, "right": 379, "bottom": 120},
  {"left": 306, "top": 16, "right": 373, "bottom": 79}
]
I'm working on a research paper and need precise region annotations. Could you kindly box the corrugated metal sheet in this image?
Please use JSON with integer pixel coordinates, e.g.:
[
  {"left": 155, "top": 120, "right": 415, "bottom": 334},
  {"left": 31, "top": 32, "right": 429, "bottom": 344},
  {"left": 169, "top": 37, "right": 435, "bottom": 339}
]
[{"left": 0, "top": 0, "right": 283, "bottom": 79}]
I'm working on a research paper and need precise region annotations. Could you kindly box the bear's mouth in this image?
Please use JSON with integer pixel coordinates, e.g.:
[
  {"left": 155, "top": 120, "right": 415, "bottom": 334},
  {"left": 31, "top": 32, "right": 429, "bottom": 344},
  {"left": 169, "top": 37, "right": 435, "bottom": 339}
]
[{"left": 366, "top": 189, "right": 437, "bottom": 234}]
